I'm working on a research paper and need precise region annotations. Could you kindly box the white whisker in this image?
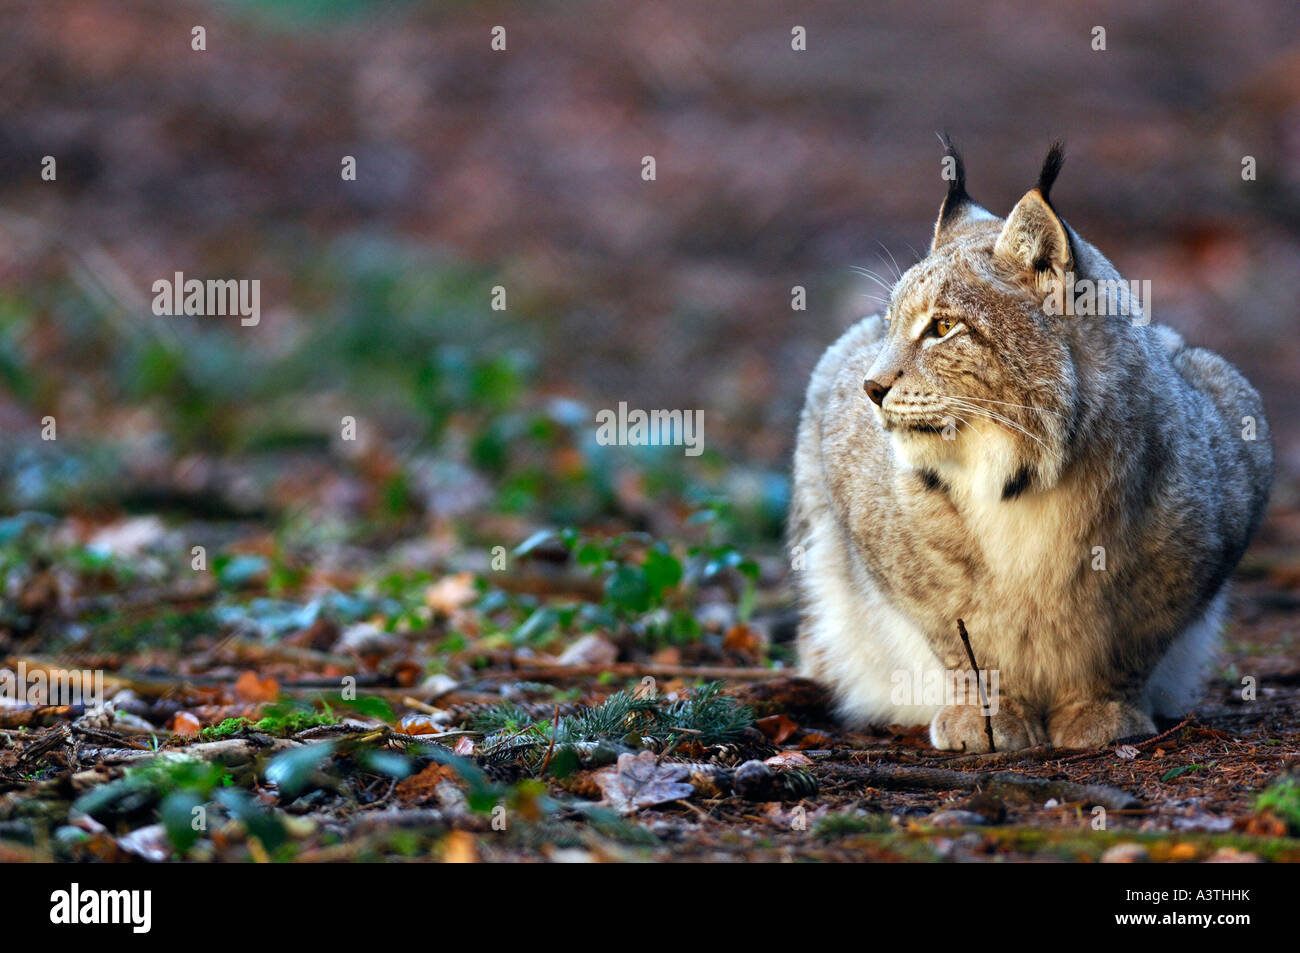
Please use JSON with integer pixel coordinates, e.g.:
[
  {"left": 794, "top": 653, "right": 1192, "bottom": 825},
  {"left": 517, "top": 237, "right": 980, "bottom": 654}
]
[
  {"left": 949, "top": 394, "right": 1065, "bottom": 419},
  {"left": 943, "top": 398, "right": 1063, "bottom": 462}
]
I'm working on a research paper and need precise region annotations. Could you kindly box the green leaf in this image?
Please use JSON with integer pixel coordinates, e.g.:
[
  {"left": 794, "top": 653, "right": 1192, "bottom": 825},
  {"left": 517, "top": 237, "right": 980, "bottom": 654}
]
[
  {"left": 361, "top": 750, "right": 413, "bottom": 779},
  {"left": 160, "top": 790, "right": 205, "bottom": 852},
  {"left": 513, "top": 606, "right": 560, "bottom": 645},
  {"left": 575, "top": 541, "right": 608, "bottom": 570},
  {"left": 265, "top": 741, "right": 336, "bottom": 799},
  {"left": 605, "top": 565, "right": 651, "bottom": 614},
  {"left": 642, "top": 547, "right": 683, "bottom": 600},
  {"left": 332, "top": 694, "right": 396, "bottom": 723}
]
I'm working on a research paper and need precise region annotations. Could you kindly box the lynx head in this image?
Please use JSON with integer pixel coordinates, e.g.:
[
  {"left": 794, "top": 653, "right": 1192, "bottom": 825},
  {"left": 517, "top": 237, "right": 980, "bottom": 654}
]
[{"left": 864, "top": 139, "right": 1084, "bottom": 500}]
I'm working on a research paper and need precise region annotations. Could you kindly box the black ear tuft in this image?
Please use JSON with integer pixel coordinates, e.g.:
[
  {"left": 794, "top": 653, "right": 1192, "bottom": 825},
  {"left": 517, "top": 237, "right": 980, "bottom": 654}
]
[
  {"left": 1037, "top": 141, "right": 1066, "bottom": 204},
  {"left": 936, "top": 131, "right": 972, "bottom": 225}
]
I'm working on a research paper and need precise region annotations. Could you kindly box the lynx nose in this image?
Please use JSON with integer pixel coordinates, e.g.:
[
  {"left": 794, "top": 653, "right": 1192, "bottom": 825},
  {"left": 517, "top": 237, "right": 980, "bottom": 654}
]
[{"left": 863, "top": 378, "right": 891, "bottom": 406}]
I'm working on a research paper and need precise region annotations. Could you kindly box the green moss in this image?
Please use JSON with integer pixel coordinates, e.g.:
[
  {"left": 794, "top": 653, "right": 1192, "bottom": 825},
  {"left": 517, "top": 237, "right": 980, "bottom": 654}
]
[
  {"left": 198, "top": 710, "right": 337, "bottom": 741},
  {"left": 813, "top": 812, "right": 893, "bottom": 838}
]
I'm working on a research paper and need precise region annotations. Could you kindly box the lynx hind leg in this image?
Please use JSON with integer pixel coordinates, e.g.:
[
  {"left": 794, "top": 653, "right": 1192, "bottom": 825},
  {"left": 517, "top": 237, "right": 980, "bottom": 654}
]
[
  {"left": 1144, "top": 590, "right": 1225, "bottom": 718},
  {"left": 930, "top": 699, "right": 1047, "bottom": 753}
]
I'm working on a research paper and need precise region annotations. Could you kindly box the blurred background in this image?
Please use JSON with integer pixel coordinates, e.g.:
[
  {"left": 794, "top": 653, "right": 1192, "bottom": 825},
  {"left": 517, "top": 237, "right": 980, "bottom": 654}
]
[{"left": 1, "top": 0, "right": 1297, "bottom": 619}]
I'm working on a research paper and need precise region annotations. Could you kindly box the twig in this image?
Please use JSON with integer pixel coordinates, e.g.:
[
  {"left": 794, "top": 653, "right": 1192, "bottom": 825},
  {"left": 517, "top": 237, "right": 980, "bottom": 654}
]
[
  {"left": 1055, "top": 715, "right": 1197, "bottom": 764},
  {"left": 820, "top": 762, "right": 1140, "bottom": 811},
  {"left": 957, "top": 619, "right": 995, "bottom": 753},
  {"left": 941, "top": 743, "right": 1058, "bottom": 769},
  {"left": 401, "top": 696, "right": 443, "bottom": 715},
  {"left": 16, "top": 725, "right": 71, "bottom": 767},
  {"left": 537, "top": 705, "right": 562, "bottom": 775}
]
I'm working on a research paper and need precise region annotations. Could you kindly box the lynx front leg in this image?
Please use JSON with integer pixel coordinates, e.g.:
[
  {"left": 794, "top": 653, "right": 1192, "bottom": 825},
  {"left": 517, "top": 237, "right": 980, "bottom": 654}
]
[
  {"left": 930, "top": 699, "right": 1047, "bottom": 752},
  {"left": 1047, "top": 699, "right": 1155, "bottom": 749}
]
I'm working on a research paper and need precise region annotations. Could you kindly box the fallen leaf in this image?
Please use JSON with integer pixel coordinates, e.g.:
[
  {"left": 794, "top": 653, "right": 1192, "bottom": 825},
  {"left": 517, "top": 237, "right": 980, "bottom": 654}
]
[
  {"left": 234, "top": 671, "right": 279, "bottom": 703},
  {"left": 398, "top": 713, "right": 440, "bottom": 735},
  {"left": 170, "top": 711, "right": 202, "bottom": 736},
  {"left": 723, "top": 624, "right": 761, "bottom": 658},
  {"left": 593, "top": 751, "right": 695, "bottom": 814},
  {"left": 755, "top": 714, "right": 799, "bottom": 745},
  {"left": 764, "top": 751, "right": 814, "bottom": 768},
  {"left": 396, "top": 762, "right": 457, "bottom": 803},
  {"left": 796, "top": 732, "right": 833, "bottom": 749}
]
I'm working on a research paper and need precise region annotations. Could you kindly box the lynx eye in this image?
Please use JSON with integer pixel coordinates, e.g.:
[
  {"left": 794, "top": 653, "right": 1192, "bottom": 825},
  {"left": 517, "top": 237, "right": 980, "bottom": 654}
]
[{"left": 933, "top": 317, "right": 955, "bottom": 337}]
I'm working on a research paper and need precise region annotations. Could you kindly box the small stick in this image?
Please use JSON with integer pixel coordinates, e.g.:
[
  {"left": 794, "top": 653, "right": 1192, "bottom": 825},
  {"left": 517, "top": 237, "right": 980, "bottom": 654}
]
[
  {"left": 1055, "top": 715, "right": 1197, "bottom": 763},
  {"left": 537, "top": 705, "right": 562, "bottom": 775},
  {"left": 957, "top": 619, "right": 995, "bottom": 753},
  {"left": 401, "top": 696, "right": 442, "bottom": 715},
  {"left": 820, "top": 762, "right": 1140, "bottom": 811}
]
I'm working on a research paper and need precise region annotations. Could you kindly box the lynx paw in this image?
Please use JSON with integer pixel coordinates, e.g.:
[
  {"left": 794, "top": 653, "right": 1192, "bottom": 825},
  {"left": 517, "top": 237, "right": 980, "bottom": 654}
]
[
  {"left": 1047, "top": 699, "right": 1155, "bottom": 749},
  {"left": 930, "top": 703, "right": 1046, "bottom": 753}
]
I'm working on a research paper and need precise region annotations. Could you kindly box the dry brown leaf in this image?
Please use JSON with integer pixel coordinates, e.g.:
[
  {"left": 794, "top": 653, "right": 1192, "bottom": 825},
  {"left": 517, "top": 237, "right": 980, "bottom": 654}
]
[
  {"left": 755, "top": 713, "right": 799, "bottom": 745},
  {"left": 171, "top": 711, "right": 202, "bottom": 736},
  {"left": 594, "top": 751, "right": 695, "bottom": 814},
  {"left": 234, "top": 671, "right": 279, "bottom": 703},
  {"left": 723, "top": 624, "right": 761, "bottom": 658},
  {"left": 395, "top": 762, "right": 457, "bottom": 803},
  {"left": 764, "top": 751, "right": 814, "bottom": 768},
  {"left": 397, "top": 713, "right": 441, "bottom": 735}
]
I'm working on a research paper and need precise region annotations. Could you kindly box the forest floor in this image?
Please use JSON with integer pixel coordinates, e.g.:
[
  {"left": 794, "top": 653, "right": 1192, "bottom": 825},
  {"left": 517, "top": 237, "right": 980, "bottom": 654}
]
[{"left": 2, "top": 503, "right": 1298, "bottom": 864}]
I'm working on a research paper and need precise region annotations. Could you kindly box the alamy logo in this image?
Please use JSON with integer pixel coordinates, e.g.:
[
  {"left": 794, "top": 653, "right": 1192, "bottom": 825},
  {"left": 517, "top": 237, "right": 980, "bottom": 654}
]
[
  {"left": 1043, "top": 271, "right": 1150, "bottom": 324},
  {"left": 151, "top": 272, "right": 260, "bottom": 326},
  {"left": 0, "top": 661, "right": 104, "bottom": 708},
  {"left": 595, "top": 401, "right": 704, "bottom": 457},
  {"left": 50, "top": 883, "right": 151, "bottom": 933},
  {"left": 890, "top": 666, "right": 1000, "bottom": 714}
]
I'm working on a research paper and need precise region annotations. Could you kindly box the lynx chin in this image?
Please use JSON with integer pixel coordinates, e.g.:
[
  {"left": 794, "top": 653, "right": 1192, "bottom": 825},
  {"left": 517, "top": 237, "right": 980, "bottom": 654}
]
[{"left": 788, "top": 140, "right": 1272, "bottom": 751}]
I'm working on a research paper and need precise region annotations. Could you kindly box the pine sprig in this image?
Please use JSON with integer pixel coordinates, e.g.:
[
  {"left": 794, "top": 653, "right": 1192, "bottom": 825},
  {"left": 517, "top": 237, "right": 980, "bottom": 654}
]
[
  {"left": 660, "top": 683, "right": 754, "bottom": 745},
  {"left": 466, "top": 683, "right": 753, "bottom": 768}
]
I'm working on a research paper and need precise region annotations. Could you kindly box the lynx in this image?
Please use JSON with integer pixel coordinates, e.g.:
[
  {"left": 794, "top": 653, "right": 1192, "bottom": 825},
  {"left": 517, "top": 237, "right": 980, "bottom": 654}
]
[{"left": 789, "top": 141, "right": 1272, "bottom": 751}]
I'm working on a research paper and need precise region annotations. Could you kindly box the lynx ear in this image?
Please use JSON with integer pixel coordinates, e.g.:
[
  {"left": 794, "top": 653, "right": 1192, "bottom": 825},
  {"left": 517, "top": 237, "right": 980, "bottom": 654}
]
[
  {"left": 994, "top": 142, "right": 1072, "bottom": 276},
  {"left": 931, "top": 134, "right": 994, "bottom": 251}
]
